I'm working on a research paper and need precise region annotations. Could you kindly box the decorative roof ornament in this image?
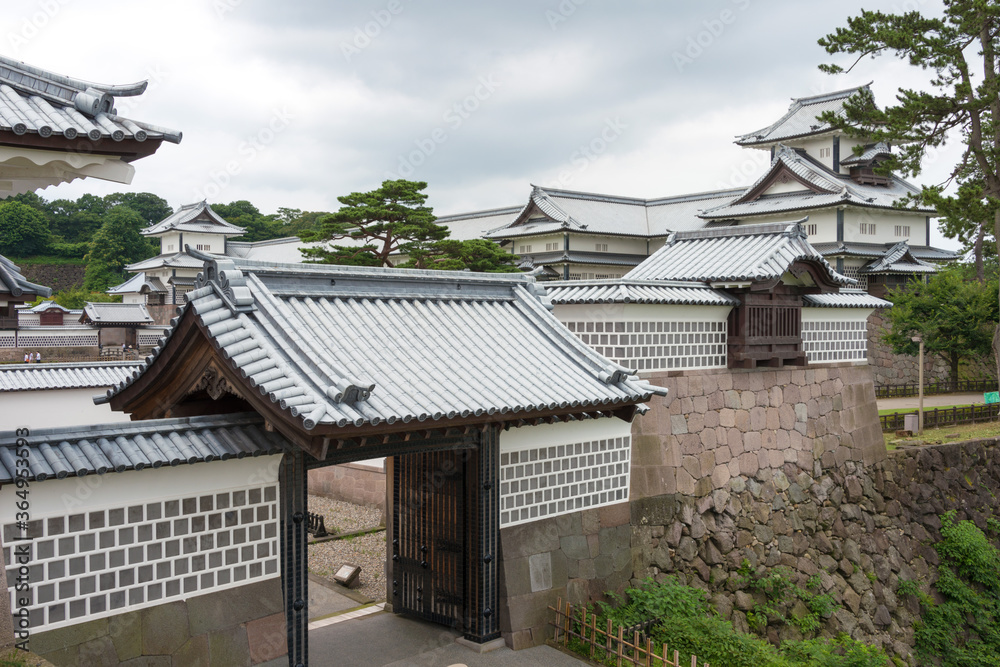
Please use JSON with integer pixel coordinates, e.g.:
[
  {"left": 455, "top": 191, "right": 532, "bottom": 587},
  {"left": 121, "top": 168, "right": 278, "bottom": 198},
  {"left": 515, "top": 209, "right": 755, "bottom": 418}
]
[{"left": 190, "top": 253, "right": 255, "bottom": 314}]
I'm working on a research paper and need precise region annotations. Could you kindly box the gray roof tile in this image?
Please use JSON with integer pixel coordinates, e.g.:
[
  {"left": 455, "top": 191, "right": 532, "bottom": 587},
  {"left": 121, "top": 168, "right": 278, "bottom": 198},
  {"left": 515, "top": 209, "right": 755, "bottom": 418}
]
[
  {"left": 142, "top": 201, "right": 245, "bottom": 237},
  {"left": 81, "top": 302, "right": 154, "bottom": 325},
  {"left": 0, "top": 55, "right": 180, "bottom": 144},
  {"left": 0, "top": 254, "right": 51, "bottom": 299},
  {"left": 545, "top": 280, "right": 739, "bottom": 306},
  {"left": 625, "top": 221, "right": 854, "bottom": 286},
  {"left": 0, "top": 413, "right": 287, "bottom": 482},
  {"left": 102, "top": 257, "right": 665, "bottom": 430},
  {"left": 736, "top": 85, "right": 869, "bottom": 146},
  {"left": 803, "top": 290, "right": 891, "bottom": 309},
  {"left": 0, "top": 361, "right": 143, "bottom": 392}
]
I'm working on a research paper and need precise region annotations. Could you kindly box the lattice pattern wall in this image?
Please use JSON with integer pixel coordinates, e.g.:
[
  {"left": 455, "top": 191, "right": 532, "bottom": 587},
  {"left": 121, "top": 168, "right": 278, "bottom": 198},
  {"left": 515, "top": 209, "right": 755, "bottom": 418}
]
[
  {"left": 14, "top": 331, "right": 98, "bottom": 348},
  {"left": 840, "top": 266, "right": 868, "bottom": 290},
  {"left": 802, "top": 320, "right": 868, "bottom": 362},
  {"left": 500, "top": 436, "right": 630, "bottom": 527},
  {"left": 564, "top": 320, "right": 727, "bottom": 372},
  {"left": 137, "top": 331, "right": 167, "bottom": 347},
  {"left": 3, "top": 484, "right": 279, "bottom": 632},
  {"left": 0, "top": 334, "right": 14, "bottom": 349}
]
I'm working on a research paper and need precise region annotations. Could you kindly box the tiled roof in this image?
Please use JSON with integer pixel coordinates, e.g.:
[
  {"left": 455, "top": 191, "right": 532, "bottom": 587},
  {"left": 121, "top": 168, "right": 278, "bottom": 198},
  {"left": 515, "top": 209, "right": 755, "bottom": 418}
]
[
  {"left": 436, "top": 206, "right": 523, "bottom": 240},
  {"left": 477, "top": 186, "right": 741, "bottom": 240},
  {"left": 803, "top": 290, "right": 891, "bottom": 309},
  {"left": 811, "top": 241, "right": 959, "bottom": 262},
  {"left": 107, "top": 272, "right": 167, "bottom": 295},
  {"left": 25, "top": 300, "right": 69, "bottom": 313},
  {"left": 625, "top": 221, "right": 854, "bottom": 286},
  {"left": 735, "top": 85, "right": 869, "bottom": 147},
  {"left": 0, "top": 55, "right": 181, "bottom": 145},
  {"left": 0, "top": 254, "right": 50, "bottom": 299},
  {"left": 840, "top": 142, "right": 892, "bottom": 166},
  {"left": 142, "top": 201, "right": 244, "bottom": 237},
  {"left": 0, "top": 361, "right": 143, "bottom": 392},
  {"left": 516, "top": 250, "right": 646, "bottom": 268},
  {"left": 101, "top": 256, "right": 666, "bottom": 431},
  {"left": 126, "top": 252, "right": 206, "bottom": 272},
  {"left": 81, "top": 302, "right": 154, "bottom": 325},
  {"left": 699, "top": 145, "right": 932, "bottom": 219},
  {"left": 860, "top": 242, "right": 937, "bottom": 274},
  {"left": 545, "top": 280, "right": 739, "bottom": 306},
  {"left": 0, "top": 413, "right": 287, "bottom": 483}
]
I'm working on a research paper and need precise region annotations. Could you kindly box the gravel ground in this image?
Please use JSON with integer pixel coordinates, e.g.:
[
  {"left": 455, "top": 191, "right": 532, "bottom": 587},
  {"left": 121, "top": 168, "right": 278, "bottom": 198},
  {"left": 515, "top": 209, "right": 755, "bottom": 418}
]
[{"left": 307, "top": 496, "right": 387, "bottom": 602}]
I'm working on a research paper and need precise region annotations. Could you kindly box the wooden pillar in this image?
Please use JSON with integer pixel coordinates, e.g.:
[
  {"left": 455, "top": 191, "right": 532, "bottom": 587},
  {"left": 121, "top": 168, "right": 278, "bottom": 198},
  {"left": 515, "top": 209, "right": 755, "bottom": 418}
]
[
  {"left": 464, "top": 423, "right": 500, "bottom": 643},
  {"left": 280, "top": 449, "right": 309, "bottom": 667}
]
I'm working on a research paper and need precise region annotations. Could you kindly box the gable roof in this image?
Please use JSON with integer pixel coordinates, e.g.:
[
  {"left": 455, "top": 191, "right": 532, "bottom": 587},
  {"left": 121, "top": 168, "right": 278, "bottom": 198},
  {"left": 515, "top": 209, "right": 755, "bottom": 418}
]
[
  {"left": 736, "top": 84, "right": 870, "bottom": 147},
  {"left": 0, "top": 413, "right": 287, "bottom": 483},
  {"left": 810, "top": 241, "right": 959, "bottom": 263},
  {"left": 102, "top": 255, "right": 665, "bottom": 457},
  {"left": 107, "top": 272, "right": 167, "bottom": 295},
  {"left": 126, "top": 251, "right": 207, "bottom": 272},
  {"left": 80, "top": 302, "right": 154, "bottom": 325},
  {"left": 803, "top": 290, "right": 891, "bottom": 309},
  {"left": 859, "top": 241, "right": 937, "bottom": 274},
  {"left": 840, "top": 142, "right": 892, "bottom": 167},
  {"left": 625, "top": 221, "right": 854, "bottom": 287},
  {"left": 142, "top": 201, "right": 245, "bottom": 237},
  {"left": 0, "top": 361, "right": 143, "bottom": 392},
  {"left": 476, "top": 185, "right": 741, "bottom": 241},
  {"left": 699, "top": 145, "right": 933, "bottom": 219},
  {"left": 26, "top": 300, "right": 69, "bottom": 313},
  {"left": 0, "top": 254, "right": 50, "bottom": 300}
]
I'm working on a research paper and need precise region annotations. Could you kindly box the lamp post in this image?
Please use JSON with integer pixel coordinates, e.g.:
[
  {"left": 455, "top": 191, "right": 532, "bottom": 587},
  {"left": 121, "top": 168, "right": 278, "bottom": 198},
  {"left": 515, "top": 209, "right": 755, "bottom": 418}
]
[{"left": 911, "top": 335, "right": 924, "bottom": 433}]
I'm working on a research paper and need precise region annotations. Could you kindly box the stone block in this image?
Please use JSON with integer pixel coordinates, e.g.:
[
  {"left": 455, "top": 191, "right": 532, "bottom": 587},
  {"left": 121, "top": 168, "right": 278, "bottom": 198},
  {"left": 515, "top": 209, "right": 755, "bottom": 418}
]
[
  {"left": 209, "top": 625, "right": 251, "bottom": 667},
  {"left": 143, "top": 601, "right": 190, "bottom": 656},
  {"left": 676, "top": 468, "right": 697, "bottom": 495},
  {"left": 174, "top": 634, "right": 211, "bottom": 667},
  {"left": 246, "top": 613, "right": 287, "bottom": 665},
  {"left": 749, "top": 407, "right": 767, "bottom": 430},
  {"left": 670, "top": 415, "right": 688, "bottom": 435},
  {"left": 108, "top": 611, "right": 142, "bottom": 661},
  {"left": 740, "top": 391, "right": 756, "bottom": 410},
  {"left": 560, "top": 535, "right": 590, "bottom": 561},
  {"left": 599, "top": 502, "right": 630, "bottom": 528},
  {"left": 33, "top": 618, "right": 109, "bottom": 656},
  {"left": 719, "top": 408, "right": 736, "bottom": 427},
  {"left": 712, "top": 464, "right": 731, "bottom": 490},
  {"left": 738, "top": 452, "right": 758, "bottom": 476},
  {"left": 724, "top": 390, "right": 741, "bottom": 409},
  {"left": 699, "top": 428, "right": 717, "bottom": 449},
  {"left": 500, "top": 519, "right": 560, "bottom": 560}
]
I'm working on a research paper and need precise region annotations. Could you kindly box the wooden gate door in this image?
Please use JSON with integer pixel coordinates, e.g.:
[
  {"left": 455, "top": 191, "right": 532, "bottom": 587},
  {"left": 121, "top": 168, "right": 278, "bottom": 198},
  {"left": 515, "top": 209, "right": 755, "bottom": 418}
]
[{"left": 392, "top": 449, "right": 467, "bottom": 629}]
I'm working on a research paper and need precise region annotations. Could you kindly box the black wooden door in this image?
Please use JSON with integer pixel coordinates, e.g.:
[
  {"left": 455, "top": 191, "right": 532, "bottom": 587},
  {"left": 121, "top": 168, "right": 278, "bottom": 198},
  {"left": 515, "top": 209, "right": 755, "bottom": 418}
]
[{"left": 392, "top": 449, "right": 466, "bottom": 628}]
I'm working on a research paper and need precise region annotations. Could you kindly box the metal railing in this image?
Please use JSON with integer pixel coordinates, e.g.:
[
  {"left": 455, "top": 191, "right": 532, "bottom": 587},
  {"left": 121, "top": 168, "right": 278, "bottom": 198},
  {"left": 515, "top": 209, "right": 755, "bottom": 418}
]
[
  {"left": 876, "top": 379, "right": 997, "bottom": 398},
  {"left": 881, "top": 403, "right": 1000, "bottom": 432}
]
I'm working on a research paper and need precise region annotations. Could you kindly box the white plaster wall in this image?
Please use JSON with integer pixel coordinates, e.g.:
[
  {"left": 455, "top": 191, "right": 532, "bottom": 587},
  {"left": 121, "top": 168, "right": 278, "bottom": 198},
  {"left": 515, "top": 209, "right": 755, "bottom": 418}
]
[
  {"left": 568, "top": 235, "right": 646, "bottom": 255},
  {"left": 0, "top": 388, "right": 130, "bottom": 431},
  {"left": 500, "top": 417, "right": 632, "bottom": 454},
  {"left": 553, "top": 302, "right": 732, "bottom": 325},
  {"left": 801, "top": 307, "right": 874, "bottom": 324},
  {"left": 844, "top": 208, "right": 926, "bottom": 245},
  {"left": 514, "top": 235, "right": 563, "bottom": 254}
]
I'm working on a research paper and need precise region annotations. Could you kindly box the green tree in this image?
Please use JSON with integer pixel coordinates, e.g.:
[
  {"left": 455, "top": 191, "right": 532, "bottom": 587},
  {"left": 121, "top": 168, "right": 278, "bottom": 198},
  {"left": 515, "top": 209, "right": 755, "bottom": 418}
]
[
  {"left": 103, "top": 192, "right": 171, "bottom": 227},
  {"left": 46, "top": 193, "right": 107, "bottom": 243},
  {"left": 402, "top": 238, "right": 520, "bottom": 272},
  {"left": 883, "top": 266, "right": 998, "bottom": 380},
  {"left": 0, "top": 200, "right": 51, "bottom": 256},
  {"left": 83, "top": 206, "right": 156, "bottom": 291},
  {"left": 302, "top": 180, "right": 447, "bottom": 267},
  {"left": 817, "top": 2, "right": 1000, "bottom": 376},
  {"left": 212, "top": 200, "right": 283, "bottom": 242},
  {"left": 925, "top": 176, "right": 998, "bottom": 282}
]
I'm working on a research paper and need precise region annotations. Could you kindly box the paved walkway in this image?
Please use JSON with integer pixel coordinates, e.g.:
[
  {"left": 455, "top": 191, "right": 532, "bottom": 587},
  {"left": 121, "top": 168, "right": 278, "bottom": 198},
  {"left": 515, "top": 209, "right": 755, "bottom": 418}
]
[
  {"left": 876, "top": 392, "right": 986, "bottom": 411},
  {"left": 307, "top": 581, "right": 587, "bottom": 666}
]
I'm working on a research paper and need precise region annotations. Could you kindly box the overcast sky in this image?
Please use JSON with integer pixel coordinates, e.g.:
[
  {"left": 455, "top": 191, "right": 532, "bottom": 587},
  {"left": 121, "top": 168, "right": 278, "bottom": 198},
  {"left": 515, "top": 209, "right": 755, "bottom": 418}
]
[{"left": 5, "top": 0, "right": 963, "bottom": 248}]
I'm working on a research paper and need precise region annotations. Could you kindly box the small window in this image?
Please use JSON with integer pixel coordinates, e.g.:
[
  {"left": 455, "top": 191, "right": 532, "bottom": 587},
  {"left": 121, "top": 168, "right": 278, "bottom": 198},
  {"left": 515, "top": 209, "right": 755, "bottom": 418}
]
[
  {"left": 806, "top": 224, "right": 817, "bottom": 236},
  {"left": 518, "top": 244, "right": 533, "bottom": 254},
  {"left": 195, "top": 244, "right": 211, "bottom": 251},
  {"left": 819, "top": 147, "right": 831, "bottom": 158},
  {"left": 894, "top": 225, "right": 910, "bottom": 237},
  {"left": 860, "top": 223, "right": 876, "bottom": 235},
  {"left": 595, "top": 243, "right": 609, "bottom": 252},
  {"left": 545, "top": 242, "right": 560, "bottom": 251},
  {"left": 166, "top": 245, "right": 174, "bottom": 251}
]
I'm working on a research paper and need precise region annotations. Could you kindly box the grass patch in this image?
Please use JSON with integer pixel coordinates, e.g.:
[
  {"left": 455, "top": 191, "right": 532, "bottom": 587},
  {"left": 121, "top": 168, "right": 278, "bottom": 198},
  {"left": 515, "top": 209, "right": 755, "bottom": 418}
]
[
  {"left": 878, "top": 403, "right": 975, "bottom": 416},
  {"left": 885, "top": 420, "right": 1000, "bottom": 448}
]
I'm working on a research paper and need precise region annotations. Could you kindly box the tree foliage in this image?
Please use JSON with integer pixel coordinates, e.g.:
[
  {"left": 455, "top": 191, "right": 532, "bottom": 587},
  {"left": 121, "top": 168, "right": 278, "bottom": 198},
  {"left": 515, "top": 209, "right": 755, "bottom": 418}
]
[
  {"left": 83, "top": 206, "right": 157, "bottom": 291},
  {"left": 883, "top": 266, "right": 999, "bottom": 379},
  {"left": 0, "top": 200, "right": 51, "bottom": 256},
  {"left": 817, "top": 2, "right": 1000, "bottom": 375},
  {"left": 302, "top": 180, "right": 448, "bottom": 268},
  {"left": 402, "top": 238, "right": 520, "bottom": 272}
]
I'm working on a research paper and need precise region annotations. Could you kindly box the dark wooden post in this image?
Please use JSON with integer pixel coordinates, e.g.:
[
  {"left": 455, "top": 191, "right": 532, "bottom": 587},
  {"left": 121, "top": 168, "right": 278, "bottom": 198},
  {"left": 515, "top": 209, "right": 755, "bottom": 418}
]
[
  {"left": 464, "top": 423, "right": 501, "bottom": 643},
  {"left": 280, "top": 449, "right": 309, "bottom": 667}
]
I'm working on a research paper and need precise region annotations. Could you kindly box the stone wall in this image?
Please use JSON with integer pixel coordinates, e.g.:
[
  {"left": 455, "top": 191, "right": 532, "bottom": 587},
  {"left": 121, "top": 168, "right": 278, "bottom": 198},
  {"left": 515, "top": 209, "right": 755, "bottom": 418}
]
[
  {"left": 629, "top": 430, "right": 1000, "bottom": 661},
  {"left": 16, "top": 263, "right": 85, "bottom": 293},
  {"left": 867, "top": 310, "right": 950, "bottom": 387},
  {"left": 630, "top": 364, "right": 886, "bottom": 504},
  {"left": 497, "top": 502, "right": 632, "bottom": 650},
  {"left": 309, "top": 462, "right": 386, "bottom": 510},
  {"left": 30, "top": 579, "right": 287, "bottom": 666}
]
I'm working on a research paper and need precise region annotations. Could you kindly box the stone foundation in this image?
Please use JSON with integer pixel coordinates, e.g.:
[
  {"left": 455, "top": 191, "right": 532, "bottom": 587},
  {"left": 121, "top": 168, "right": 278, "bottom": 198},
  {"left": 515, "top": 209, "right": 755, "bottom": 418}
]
[
  {"left": 629, "top": 439, "right": 1000, "bottom": 661},
  {"left": 308, "top": 462, "right": 386, "bottom": 510},
  {"left": 30, "top": 579, "right": 286, "bottom": 666},
  {"left": 867, "top": 310, "right": 950, "bottom": 387},
  {"left": 498, "top": 502, "right": 632, "bottom": 650}
]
